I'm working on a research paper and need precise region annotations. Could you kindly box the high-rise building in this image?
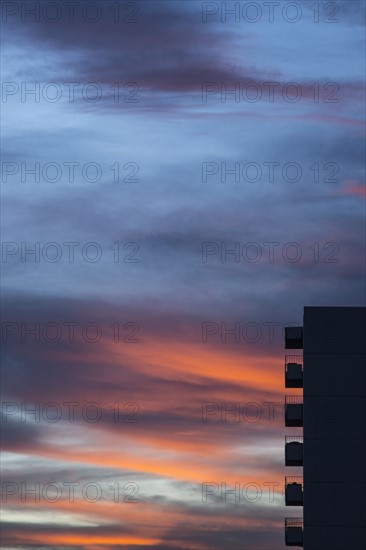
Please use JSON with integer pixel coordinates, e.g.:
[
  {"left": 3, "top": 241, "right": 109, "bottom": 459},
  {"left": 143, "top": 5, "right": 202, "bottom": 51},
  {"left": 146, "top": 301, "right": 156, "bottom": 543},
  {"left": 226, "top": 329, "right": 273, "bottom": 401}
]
[{"left": 284, "top": 306, "right": 366, "bottom": 549}]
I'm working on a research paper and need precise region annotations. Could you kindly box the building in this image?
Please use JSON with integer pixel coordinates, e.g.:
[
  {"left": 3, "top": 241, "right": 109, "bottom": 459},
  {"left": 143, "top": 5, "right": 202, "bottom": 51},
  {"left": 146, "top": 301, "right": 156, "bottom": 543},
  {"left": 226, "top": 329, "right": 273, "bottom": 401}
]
[{"left": 284, "top": 306, "right": 366, "bottom": 549}]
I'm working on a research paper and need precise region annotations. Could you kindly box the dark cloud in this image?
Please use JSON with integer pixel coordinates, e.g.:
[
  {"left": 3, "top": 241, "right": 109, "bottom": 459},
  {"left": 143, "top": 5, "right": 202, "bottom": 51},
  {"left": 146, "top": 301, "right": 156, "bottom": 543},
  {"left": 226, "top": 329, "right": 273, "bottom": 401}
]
[
  {"left": 4, "top": 0, "right": 363, "bottom": 103},
  {"left": 0, "top": 416, "right": 43, "bottom": 450}
]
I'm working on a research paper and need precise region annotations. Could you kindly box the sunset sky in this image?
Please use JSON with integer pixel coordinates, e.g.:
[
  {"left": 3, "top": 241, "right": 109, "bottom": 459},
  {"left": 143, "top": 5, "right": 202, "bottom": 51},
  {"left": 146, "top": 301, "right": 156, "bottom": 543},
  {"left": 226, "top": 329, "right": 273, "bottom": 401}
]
[{"left": 1, "top": 0, "right": 365, "bottom": 549}]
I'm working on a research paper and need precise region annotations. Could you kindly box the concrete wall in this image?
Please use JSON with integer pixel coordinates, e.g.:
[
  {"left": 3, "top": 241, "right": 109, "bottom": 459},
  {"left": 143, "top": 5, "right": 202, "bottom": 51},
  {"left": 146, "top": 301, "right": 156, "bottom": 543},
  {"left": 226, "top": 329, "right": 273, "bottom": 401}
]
[{"left": 303, "top": 307, "right": 366, "bottom": 550}]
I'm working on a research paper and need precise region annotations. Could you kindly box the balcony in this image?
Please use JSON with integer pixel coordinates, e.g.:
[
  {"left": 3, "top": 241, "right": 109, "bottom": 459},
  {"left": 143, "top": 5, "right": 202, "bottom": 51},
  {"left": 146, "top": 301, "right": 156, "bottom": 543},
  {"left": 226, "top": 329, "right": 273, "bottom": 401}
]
[
  {"left": 285, "top": 396, "right": 303, "bottom": 427},
  {"left": 285, "top": 355, "right": 303, "bottom": 388},
  {"left": 285, "top": 477, "right": 303, "bottom": 506},
  {"left": 285, "top": 517, "right": 303, "bottom": 546},
  {"left": 285, "top": 436, "right": 303, "bottom": 466},
  {"left": 285, "top": 327, "right": 303, "bottom": 349}
]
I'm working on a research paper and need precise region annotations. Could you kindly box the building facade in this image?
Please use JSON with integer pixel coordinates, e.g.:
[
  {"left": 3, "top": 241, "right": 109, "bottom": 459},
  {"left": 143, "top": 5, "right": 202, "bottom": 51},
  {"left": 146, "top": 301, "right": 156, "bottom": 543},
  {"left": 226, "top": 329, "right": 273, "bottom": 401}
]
[{"left": 284, "top": 306, "right": 366, "bottom": 549}]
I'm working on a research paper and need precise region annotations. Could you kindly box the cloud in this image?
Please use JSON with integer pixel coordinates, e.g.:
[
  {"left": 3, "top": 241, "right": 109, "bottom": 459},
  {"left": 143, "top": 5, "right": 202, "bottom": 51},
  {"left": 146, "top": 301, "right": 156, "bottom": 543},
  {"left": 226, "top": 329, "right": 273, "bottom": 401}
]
[{"left": 341, "top": 180, "right": 366, "bottom": 197}]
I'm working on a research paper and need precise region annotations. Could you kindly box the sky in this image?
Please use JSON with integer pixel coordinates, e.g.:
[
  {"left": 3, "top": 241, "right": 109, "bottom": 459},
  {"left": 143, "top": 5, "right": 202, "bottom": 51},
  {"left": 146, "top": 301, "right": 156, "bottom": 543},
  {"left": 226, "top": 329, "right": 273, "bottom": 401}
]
[{"left": 1, "top": 0, "right": 365, "bottom": 548}]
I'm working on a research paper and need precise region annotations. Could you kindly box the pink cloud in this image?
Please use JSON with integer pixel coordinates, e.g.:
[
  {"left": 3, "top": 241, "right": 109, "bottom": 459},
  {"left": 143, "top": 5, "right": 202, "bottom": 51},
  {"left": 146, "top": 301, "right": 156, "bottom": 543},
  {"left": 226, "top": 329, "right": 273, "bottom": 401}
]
[{"left": 342, "top": 180, "right": 366, "bottom": 197}]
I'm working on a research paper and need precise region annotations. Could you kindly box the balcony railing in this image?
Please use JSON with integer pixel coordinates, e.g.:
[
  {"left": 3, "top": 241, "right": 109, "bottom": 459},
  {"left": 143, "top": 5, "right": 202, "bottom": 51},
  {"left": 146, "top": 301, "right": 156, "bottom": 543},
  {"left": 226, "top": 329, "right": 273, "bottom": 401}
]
[
  {"left": 285, "top": 477, "right": 303, "bottom": 506},
  {"left": 285, "top": 355, "right": 303, "bottom": 388},
  {"left": 285, "top": 396, "right": 303, "bottom": 427},
  {"left": 285, "top": 517, "right": 303, "bottom": 547},
  {"left": 285, "top": 436, "right": 303, "bottom": 444},
  {"left": 285, "top": 436, "right": 303, "bottom": 466}
]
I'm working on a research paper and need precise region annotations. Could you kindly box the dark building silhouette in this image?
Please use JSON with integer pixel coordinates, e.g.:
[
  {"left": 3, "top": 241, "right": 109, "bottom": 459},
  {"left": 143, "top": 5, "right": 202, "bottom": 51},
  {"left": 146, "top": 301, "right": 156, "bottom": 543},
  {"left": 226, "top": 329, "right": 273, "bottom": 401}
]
[{"left": 284, "top": 306, "right": 366, "bottom": 549}]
